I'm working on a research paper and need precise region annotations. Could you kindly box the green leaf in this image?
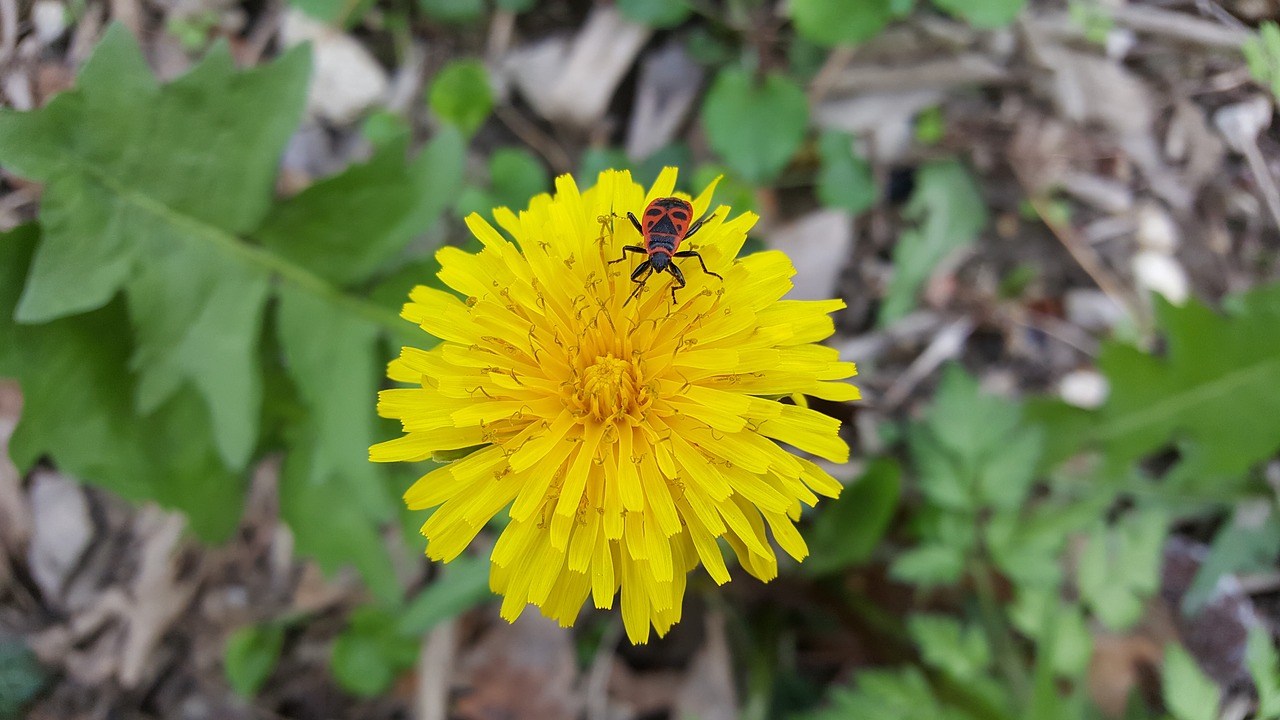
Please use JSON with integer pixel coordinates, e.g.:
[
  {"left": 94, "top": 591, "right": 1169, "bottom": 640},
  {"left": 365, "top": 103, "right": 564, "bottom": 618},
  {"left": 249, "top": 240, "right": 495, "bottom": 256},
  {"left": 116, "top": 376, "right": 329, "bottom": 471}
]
[
  {"left": 702, "top": 68, "right": 808, "bottom": 185},
  {"left": 1068, "top": 1, "right": 1115, "bottom": 45},
  {"left": 280, "top": 438, "right": 400, "bottom": 605},
  {"left": 803, "top": 458, "right": 900, "bottom": 575},
  {"left": 1162, "top": 644, "right": 1221, "bottom": 720},
  {"left": 1244, "top": 21, "right": 1280, "bottom": 101},
  {"left": 1183, "top": 504, "right": 1280, "bottom": 614},
  {"left": 0, "top": 639, "right": 47, "bottom": 719},
  {"left": 789, "top": 0, "right": 895, "bottom": 47},
  {"left": 0, "top": 226, "right": 246, "bottom": 541},
  {"left": 490, "top": 147, "right": 550, "bottom": 206},
  {"left": 806, "top": 668, "right": 974, "bottom": 720},
  {"left": 277, "top": 285, "right": 390, "bottom": 520},
  {"left": 223, "top": 623, "right": 284, "bottom": 697},
  {"left": 1049, "top": 603, "right": 1093, "bottom": 677},
  {"left": 259, "top": 128, "right": 463, "bottom": 289},
  {"left": 1015, "top": 591, "right": 1095, "bottom": 679},
  {"left": 986, "top": 502, "right": 1097, "bottom": 589},
  {"left": 816, "top": 131, "right": 877, "bottom": 215},
  {"left": 1246, "top": 625, "right": 1280, "bottom": 720},
  {"left": 390, "top": 127, "right": 468, "bottom": 246},
  {"left": 418, "top": 0, "right": 484, "bottom": 24},
  {"left": 459, "top": 147, "right": 550, "bottom": 220},
  {"left": 331, "top": 606, "right": 419, "bottom": 697},
  {"left": 617, "top": 0, "right": 691, "bottom": 27},
  {"left": 1023, "top": 397, "right": 1095, "bottom": 472},
  {"left": 428, "top": 59, "right": 494, "bottom": 136},
  {"left": 398, "top": 554, "right": 495, "bottom": 635},
  {"left": 691, "top": 163, "right": 758, "bottom": 216},
  {"left": 880, "top": 160, "right": 987, "bottom": 325},
  {"left": 291, "top": 0, "right": 374, "bottom": 25},
  {"left": 1082, "top": 285, "right": 1280, "bottom": 485},
  {"left": 0, "top": 26, "right": 311, "bottom": 469},
  {"left": 258, "top": 144, "right": 422, "bottom": 288},
  {"left": 915, "top": 105, "right": 945, "bottom": 145},
  {"left": 928, "top": 0, "right": 1025, "bottom": 28},
  {"left": 495, "top": 0, "right": 535, "bottom": 11},
  {"left": 362, "top": 110, "right": 412, "bottom": 149},
  {"left": 1077, "top": 509, "right": 1167, "bottom": 631},
  {"left": 580, "top": 147, "right": 634, "bottom": 184},
  {"left": 908, "top": 365, "right": 1041, "bottom": 512},
  {"left": 890, "top": 543, "right": 966, "bottom": 587},
  {"left": 908, "top": 615, "right": 991, "bottom": 682}
]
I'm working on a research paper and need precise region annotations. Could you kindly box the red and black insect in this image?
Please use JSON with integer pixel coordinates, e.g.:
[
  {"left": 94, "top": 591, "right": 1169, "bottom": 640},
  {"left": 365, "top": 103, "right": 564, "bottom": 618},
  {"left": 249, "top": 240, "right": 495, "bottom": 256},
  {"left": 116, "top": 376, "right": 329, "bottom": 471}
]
[{"left": 609, "top": 197, "right": 723, "bottom": 305}]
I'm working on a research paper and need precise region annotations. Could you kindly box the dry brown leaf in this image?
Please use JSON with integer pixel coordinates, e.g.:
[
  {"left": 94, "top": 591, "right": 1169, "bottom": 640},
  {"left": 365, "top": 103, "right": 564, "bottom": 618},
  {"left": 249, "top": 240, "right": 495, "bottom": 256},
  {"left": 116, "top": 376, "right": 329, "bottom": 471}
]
[
  {"left": 503, "top": 6, "right": 650, "bottom": 129},
  {"left": 0, "top": 380, "right": 30, "bottom": 559},
  {"left": 26, "top": 469, "right": 93, "bottom": 604},
  {"left": 455, "top": 614, "right": 580, "bottom": 720},
  {"left": 765, "top": 210, "right": 855, "bottom": 302},
  {"left": 626, "top": 42, "right": 704, "bottom": 161},
  {"left": 673, "top": 612, "right": 737, "bottom": 720}
]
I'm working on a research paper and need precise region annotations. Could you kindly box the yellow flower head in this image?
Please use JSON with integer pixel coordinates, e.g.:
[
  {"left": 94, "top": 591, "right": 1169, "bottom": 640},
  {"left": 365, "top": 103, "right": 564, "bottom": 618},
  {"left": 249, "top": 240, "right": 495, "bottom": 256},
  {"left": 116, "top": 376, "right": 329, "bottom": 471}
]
[{"left": 372, "top": 168, "right": 859, "bottom": 643}]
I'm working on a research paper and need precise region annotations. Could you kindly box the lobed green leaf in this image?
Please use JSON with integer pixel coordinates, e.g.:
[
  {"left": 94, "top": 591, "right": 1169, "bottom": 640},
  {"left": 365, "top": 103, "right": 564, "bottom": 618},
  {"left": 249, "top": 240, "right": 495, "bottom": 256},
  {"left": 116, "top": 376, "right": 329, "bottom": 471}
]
[
  {"left": 702, "top": 69, "right": 808, "bottom": 186},
  {"left": 880, "top": 161, "right": 987, "bottom": 326},
  {"left": 223, "top": 624, "right": 285, "bottom": 697}
]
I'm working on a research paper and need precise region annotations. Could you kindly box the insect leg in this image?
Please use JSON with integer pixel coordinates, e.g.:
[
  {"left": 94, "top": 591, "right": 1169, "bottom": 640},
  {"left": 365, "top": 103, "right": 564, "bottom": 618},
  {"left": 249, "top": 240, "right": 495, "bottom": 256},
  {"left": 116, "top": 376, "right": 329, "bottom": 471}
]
[
  {"left": 672, "top": 249, "right": 724, "bottom": 281},
  {"left": 608, "top": 245, "right": 648, "bottom": 265},
  {"left": 668, "top": 263, "right": 687, "bottom": 304},
  {"left": 630, "top": 259, "right": 653, "bottom": 283},
  {"left": 682, "top": 212, "right": 718, "bottom": 240},
  {"left": 623, "top": 264, "right": 653, "bottom": 307},
  {"left": 627, "top": 212, "right": 644, "bottom": 235}
]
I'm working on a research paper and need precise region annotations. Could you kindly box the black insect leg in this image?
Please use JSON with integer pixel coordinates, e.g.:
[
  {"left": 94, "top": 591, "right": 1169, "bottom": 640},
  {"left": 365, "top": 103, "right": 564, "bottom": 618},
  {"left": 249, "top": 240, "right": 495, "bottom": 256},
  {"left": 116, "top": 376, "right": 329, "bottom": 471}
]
[
  {"left": 608, "top": 245, "right": 647, "bottom": 265},
  {"left": 623, "top": 262, "right": 653, "bottom": 307},
  {"left": 672, "top": 250, "right": 724, "bottom": 281},
  {"left": 682, "top": 212, "right": 717, "bottom": 240},
  {"left": 630, "top": 261, "right": 652, "bottom": 283},
  {"left": 627, "top": 212, "right": 644, "bottom": 235},
  {"left": 667, "top": 263, "right": 687, "bottom": 304}
]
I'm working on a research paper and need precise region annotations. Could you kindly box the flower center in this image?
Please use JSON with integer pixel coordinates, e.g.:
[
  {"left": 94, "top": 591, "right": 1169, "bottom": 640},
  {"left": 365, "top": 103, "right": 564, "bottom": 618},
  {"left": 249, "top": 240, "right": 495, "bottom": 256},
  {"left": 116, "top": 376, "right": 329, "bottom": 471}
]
[{"left": 571, "top": 354, "right": 648, "bottom": 422}]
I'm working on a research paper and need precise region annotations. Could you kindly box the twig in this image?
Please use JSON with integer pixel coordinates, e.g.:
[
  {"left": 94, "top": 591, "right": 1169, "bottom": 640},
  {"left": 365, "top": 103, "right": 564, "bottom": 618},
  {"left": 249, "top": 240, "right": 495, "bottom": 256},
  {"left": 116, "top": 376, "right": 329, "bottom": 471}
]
[
  {"left": 1239, "top": 139, "right": 1280, "bottom": 233},
  {"left": 1025, "top": 195, "right": 1149, "bottom": 334},
  {"left": 1112, "top": 5, "right": 1249, "bottom": 47},
  {"left": 493, "top": 104, "right": 574, "bottom": 176},
  {"left": 879, "top": 316, "right": 975, "bottom": 412},
  {"left": 807, "top": 46, "right": 856, "bottom": 106},
  {"left": 585, "top": 618, "right": 623, "bottom": 720},
  {"left": 1194, "top": 0, "right": 1248, "bottom": 31},
  {"left": 240, "top": 0, "right": 283, "bottom": 67},
  {"left": 415, "top": 619, "right": 457, "bottom": 720},
  {"left": 0, "top": 0, "right": 16, "bottom": 65},
  {"left": 1004, "top": 308, "right": 1100, "bottom": 357},
  {"left": 486, "top": 9, "right": 516, "bottom": 65}
]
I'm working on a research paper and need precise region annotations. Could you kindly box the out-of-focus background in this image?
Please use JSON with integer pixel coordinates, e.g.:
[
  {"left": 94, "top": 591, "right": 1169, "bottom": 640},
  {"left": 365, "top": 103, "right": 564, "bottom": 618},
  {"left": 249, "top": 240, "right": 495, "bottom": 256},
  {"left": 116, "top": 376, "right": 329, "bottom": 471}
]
[{"left": 3, "top": 0, "right": 1280, "bottom": 718}]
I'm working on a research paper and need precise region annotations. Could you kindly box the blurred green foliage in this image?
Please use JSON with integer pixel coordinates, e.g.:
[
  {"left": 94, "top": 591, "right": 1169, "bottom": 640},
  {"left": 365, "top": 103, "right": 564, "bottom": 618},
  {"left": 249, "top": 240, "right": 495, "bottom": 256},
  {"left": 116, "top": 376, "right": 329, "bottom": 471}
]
[
  {"left": 1244, "top": 21, "right": 1280, "bottom": 100},
  {"left": 428, "top": 59, "right": 494, "bottom": 137},
  {"left": 1163, "top": 644, "right": 1221, "bottom": 720},
  {"left": 880, "top": 161, "right": 988, "bottom": 326},
  {"left": 224, "top": 623, "right": 286, "bottom": 697},
  {"left": 617, "top": 0, "right": 691, "bottom": 28},
  {"left": 815, "top": 131, "right": 877, "bottom": 216},
  {"left": 0, "top": 640, "right": 47, "bottom": 720},
  {"left": 702, "top": 69, "right": 808, "bottom": 185}
]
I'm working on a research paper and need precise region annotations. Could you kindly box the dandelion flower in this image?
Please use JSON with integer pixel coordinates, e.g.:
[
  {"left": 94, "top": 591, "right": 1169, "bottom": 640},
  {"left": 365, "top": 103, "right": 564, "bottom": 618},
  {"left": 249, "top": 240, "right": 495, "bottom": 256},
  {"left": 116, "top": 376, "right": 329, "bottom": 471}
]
[{"left": 372, "top": 168, "right": 859, "bottom": 643}]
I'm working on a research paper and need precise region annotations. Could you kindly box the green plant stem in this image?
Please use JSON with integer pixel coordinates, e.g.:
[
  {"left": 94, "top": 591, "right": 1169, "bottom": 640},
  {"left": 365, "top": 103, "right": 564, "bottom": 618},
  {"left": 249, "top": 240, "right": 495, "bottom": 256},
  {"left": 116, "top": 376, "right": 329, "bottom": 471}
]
[{"left": 970, "top": 559, "right": 1031, "bottom": 708}]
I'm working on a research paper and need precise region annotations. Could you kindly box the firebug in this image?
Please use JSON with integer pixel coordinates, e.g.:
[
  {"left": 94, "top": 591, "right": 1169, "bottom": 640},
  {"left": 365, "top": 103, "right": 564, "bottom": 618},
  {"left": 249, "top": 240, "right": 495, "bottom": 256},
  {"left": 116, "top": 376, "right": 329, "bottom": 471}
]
[{"left": 609, "top": 197, "right": 723, "bottom": 304}]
